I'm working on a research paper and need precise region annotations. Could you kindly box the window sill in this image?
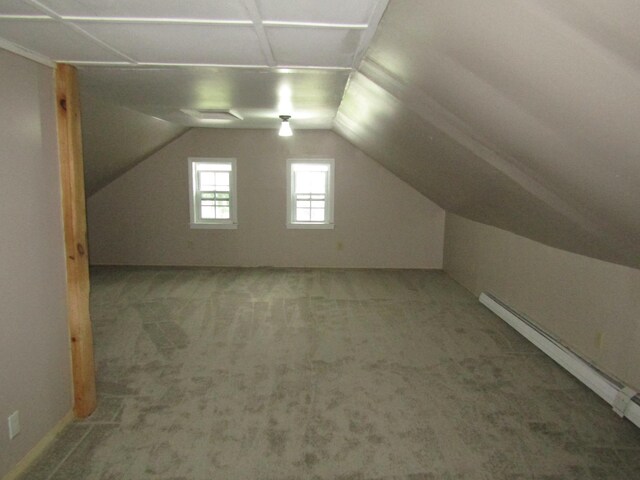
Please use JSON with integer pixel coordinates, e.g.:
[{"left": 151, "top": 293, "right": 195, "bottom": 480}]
[
  {"left": 286, "top": 222, "right": 334, "bottom": 230},
  {"left": 190, "top": 222, "right": 238, "bottom": 230}
]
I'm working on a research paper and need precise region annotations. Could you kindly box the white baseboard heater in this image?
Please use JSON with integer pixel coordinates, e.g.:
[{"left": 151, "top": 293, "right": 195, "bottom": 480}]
[{"left": 479, "top": 292, "right": 640, "bottom": 429}]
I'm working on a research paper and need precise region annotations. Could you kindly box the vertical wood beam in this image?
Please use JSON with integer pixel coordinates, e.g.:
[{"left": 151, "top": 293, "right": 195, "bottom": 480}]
[{"left": 55, "top": 63, "right": 96, "bottom": 418}]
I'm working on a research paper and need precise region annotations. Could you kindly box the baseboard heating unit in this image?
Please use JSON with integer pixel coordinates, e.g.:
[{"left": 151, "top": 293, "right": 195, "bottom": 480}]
[{"left": 479, "top": 292, "right": 640, "bottom": 429}]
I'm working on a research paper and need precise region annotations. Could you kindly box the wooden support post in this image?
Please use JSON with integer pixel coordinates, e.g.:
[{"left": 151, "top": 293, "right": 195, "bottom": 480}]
[{"left": 55, "top": 63, "right": 97, "bottom": 418}]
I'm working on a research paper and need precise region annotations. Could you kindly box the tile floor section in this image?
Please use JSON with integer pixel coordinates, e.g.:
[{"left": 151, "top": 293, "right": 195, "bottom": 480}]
[{"left": 19, "top": 268, "right": 640, "bottom": 479}]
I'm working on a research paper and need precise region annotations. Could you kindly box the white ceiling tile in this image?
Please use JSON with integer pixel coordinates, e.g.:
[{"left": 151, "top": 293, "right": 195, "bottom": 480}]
[
  {"left": 79, "top": 23, "right": 265, "bottom": 65},
  {"left": 0, "top": 0, "right": 46, "bottom": 16},
  {"left": 267, "top": 27, "right": 363, "bottom": 67},
  {"left": 38, "top": 0, "right": 250, "bottom": 21},
  {"left": 0, "top": 19, "right": 127, "bottom": 61},
  {"left": 257, "top": 0, "right": 377, "bottom": 24}
]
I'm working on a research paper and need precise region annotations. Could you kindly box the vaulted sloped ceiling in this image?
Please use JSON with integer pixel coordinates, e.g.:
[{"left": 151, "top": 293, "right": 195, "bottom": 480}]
[
  {"left": 3, "top": 1, "right": 637, "bottom": 266},
  {"left": 335, "top": 0, "right": 640, "bottom": 268},
  {"left": 81, "top": 94, "right": 188, "bottom": 195}
]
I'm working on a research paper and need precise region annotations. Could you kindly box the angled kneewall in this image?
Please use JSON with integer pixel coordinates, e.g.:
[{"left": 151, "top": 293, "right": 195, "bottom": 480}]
[{"left": 444, "top": 213, "right": 640, "bottom": 392}]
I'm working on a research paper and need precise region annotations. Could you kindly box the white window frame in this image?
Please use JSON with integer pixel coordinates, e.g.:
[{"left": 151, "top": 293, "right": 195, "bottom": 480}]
[
  {"left": 189, "top": 157, "right": 238, "bottom": 229},
  {"left": 286, "top": 158, "right": 335, "bottom": 229}
]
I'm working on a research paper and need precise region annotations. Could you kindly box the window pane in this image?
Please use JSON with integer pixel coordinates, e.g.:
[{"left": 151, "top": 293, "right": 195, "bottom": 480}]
[
  {"left": 297, "top": 200, "right": 311, "bottom": 209},
  {"left": 216, "top": 207, "right": 230, "bottom": 219},
  {"left": 310, "top": 172, "right": 326, "bottom": 193},
  {"left": 295, "top": 171, "right": 312, "bottom": 193},
  {"left": 215, "top": 172, "right": 230, "bottom": 187},
  {"left": 311, "top": 200, "right": 324, "bottom": 209},
  {"left": 296, "top": 208, "right": 310, "bottom": 221},
  {"left": 201, "top": 205, "right": 216, "bottom": 219},
  {"left": 199, "top": 170, "right": 232, "bottom": 192},
  {"left": 199, "top": 172, "right": 216, "bottom": 191},
  {"left": 201, "top": 198, "right": 232, "bottom": 220},
  {"left": 310, "top": 208, "right": 325, "bottom": 222},
  {"left": 295, "top": 171, "right": 326, "bottom": 194}
]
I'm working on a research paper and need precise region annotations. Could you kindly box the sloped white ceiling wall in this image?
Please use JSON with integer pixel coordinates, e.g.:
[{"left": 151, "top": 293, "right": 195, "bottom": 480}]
[
  {"left": 335, "top": 0, "right": 640, "bottom": 268},
  {"left": 81, "top": 94, "right": 188, "bottom": 195}
]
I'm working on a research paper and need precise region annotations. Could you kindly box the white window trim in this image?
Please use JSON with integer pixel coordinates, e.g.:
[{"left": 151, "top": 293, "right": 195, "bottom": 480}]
[
  {"left": 286, "top": 158, "right": 335, "bottom": 229},
  {"left": 188, "top": 157, "right": 238, "bottom": 229}
]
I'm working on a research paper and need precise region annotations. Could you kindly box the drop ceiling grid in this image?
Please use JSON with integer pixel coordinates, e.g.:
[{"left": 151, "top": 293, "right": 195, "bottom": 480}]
[
  {"left": 32, "top": 0, "right": 252, "bottom": 21},
  {"left": 0, "top": 18, "right": 128, "bottom": 63},
  {"left": 0, "top": 0, "right": 387, "bottom": 68},
  {"left": 77, "top": 23, "right": 267, "bottom": 66}
]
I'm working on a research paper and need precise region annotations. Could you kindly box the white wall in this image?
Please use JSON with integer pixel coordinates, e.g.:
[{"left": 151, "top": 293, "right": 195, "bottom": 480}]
[
  {"left": 87, "top": 129, "right": 445, "bottom": 268},
  {"left": 444, "top": 213, "right": 640, "bottom": 391},
  {"left": 0, "top": 50, "right": 72, "bottom": 477}
]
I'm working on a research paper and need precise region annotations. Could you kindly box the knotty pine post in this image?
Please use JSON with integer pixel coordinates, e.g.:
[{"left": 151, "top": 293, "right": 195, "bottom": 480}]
[{"left": 55, "top": 63, "right": 97, "bottom": 418}]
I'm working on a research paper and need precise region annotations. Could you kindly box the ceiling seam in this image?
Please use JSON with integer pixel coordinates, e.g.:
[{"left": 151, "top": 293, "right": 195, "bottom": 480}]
[
  {"left": 73, "top": 62, "right": 350, "bottom": 71},
  {"left": 61, "top": 17, "right": 253, "bottom": 26},
  {"left": 241, "top": 0, "right": 276, "bottom": 67},
  {"left": 0, "top": 36, "right": 54, "bottom": 66},
  {"left": 351, "top": 0, "right": 390, "bottom": 69},
  {"left": 0, "top": 14, "right": 50, "bottom": 20},
  {"left": 24, "top": 0, "right": 138, "bottom": 64},
  {"left": 0, "top": 15, "right": 370, "bottom": 29},
  {"left": 263, "top": 21, "right": 367, "bottom": 29}
]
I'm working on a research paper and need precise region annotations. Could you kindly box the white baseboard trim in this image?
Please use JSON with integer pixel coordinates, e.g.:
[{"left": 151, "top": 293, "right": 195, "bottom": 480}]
[
  {"left": 479, "top": 292, "right": 640, "bottom": 429},
  {"left": 2, "top": 410, "right": 74, "bottom": 480}
]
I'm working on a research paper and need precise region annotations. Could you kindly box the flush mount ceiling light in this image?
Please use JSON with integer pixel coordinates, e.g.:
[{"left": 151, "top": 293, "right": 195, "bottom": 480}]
[{"left": 279, "top": 115, "right": 293, "bottom": 137}]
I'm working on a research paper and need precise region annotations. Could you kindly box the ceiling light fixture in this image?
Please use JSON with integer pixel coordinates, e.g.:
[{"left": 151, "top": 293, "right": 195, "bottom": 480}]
[{"left": 279, "top": 115, "right": 293, "bottom": 137}]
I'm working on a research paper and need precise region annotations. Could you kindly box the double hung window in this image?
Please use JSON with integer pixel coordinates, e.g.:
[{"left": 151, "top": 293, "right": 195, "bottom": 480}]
[
  {"left": 287, "top": 159, "right": 334, "bottom": 229},
  {"left": 189, "top": 158, "right": 237, "bottom": 228}
]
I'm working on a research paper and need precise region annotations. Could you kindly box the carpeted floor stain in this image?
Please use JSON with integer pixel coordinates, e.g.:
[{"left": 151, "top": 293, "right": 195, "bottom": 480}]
[{"left": 19, "top": 268, "right": 640, "bottom": 480}]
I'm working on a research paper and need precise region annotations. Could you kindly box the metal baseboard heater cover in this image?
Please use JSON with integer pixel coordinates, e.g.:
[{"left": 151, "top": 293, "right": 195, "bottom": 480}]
[{"left": 479, "top": 292, "right": 640, "bottom": 429}]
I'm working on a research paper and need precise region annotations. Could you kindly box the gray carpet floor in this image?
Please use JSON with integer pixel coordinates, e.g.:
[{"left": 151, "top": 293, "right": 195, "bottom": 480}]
[{"left": 19, "top": 267, "right": 640, "bottom": 479}]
